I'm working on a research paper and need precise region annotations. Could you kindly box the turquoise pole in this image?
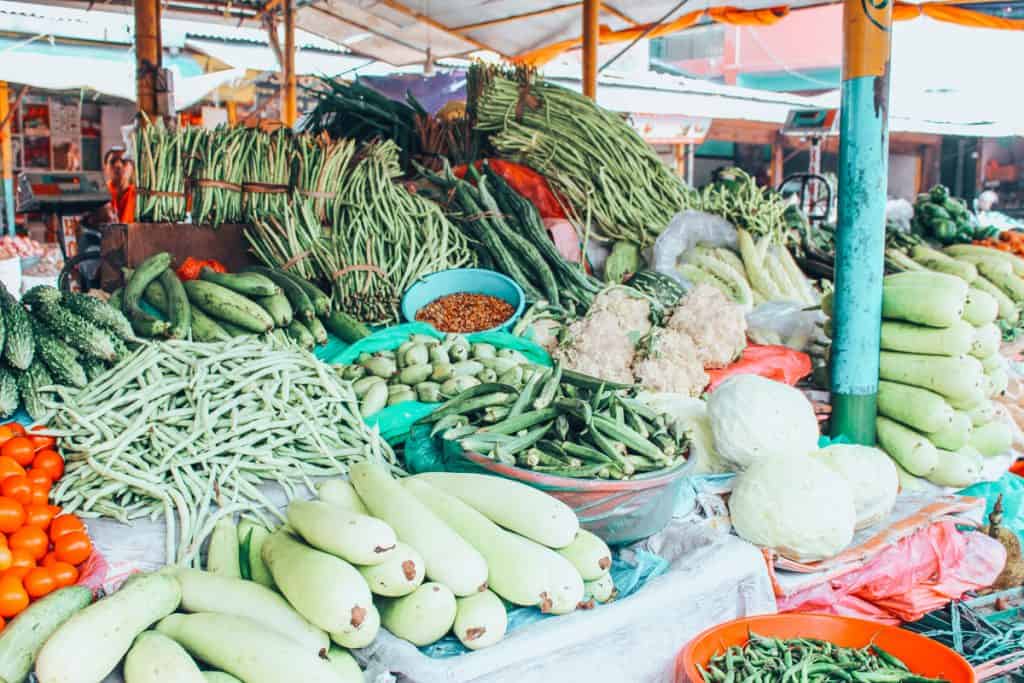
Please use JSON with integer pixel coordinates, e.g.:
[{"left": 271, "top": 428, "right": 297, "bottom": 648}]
[
  {"left": 830, "top": 1, "right": 893, "bottom": 444},
  {"left": 1, "top": 180, "right": 11, "bottom": 236}
]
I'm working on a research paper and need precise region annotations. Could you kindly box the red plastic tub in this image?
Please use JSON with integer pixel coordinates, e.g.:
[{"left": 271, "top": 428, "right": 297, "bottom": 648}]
[{"left": 676, "top": 614, "right": 975, "bottom": 683}]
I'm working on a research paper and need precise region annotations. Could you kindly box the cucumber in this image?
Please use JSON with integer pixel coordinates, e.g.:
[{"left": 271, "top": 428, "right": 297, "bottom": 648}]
[
  {"left": 205, "top": 518, "right": 240, "bottom": 578},
  {"left": 963, "top": 287, "right": 999, "bottom": 326},
  {"left": 556, "top": 529, "right": 611, "bottom": 581},
  {"left": 184, "top": 280, "right": 274, "bottom": 333},
  {"left": 255, "top": 292, "right": 293, "bottom": 327},
  {"left": 156, "top": 613, "right": 341, "bottom": 683},
  {"left": 325, "top": 646, "right": 364, "bottom": 683},
  {"left": 878, "top": 351, "right": 985, "bottom": 404},
  {"left": 0, "top": 293, "right": 33, "bottom": 370},
  {"left": 241, "top": 266, "right": 315, "bottom": 320},
  {"left": 281, "top": 270, "right": 331, "bottom": 317},
  {"left": 31, "top": 317, "right": 87, "bottom": 389},
  {"left": 124, "top": 252, "right": 173, "bottom": 336},
  {"left": 35, "top": 572, "right": 181, "bottom": 683},
  {"left": 970, "top": 323, "right": 1001, "bottom": 359},
  {"left": 881, "top": 271, "right": 967, "bottom": 327},
  {"left": 454, "top": 589, "right": 507, "bottom": 650},
  {"left": 971, "top": 420, "right": 1013, "bottom": 457},
  {"left": 287, "top": 500, "right": 397, "bottom": 566},
  {"left": 350, "top": 463, "right": 488, "bottom": 597},
  {"left": 318, "top": 478, "right": 369, "bottom": 514},
  {"left": 876, "top": 416, "right": 938, "bottom": 477},
  {"left": 0, "top": 366, "right": 18, "bottom": 417},
  {"left": 286, "top": 319, "right": 315, "bottom": 350},
  {"left": 927, "top": 446, "right": 983, "bottom": 487},
  {"left": 976, "top": 259, "right": 1024, "bottom": 303},
  {"left": 356, "top": 541, "right": 425, "bottom": 597},
  {"left": 972, "top": 276, "right": 1020, "bottom": 323},
  {"left": 261, "top": 528, "right": 373, "bottom": 635},
  {"left": 987, "top": 366, "right": 1009, "bottom": 397},
  {"left": 880, "top": 320, "right": 974, "bottom": 356},
  {"left": 584, "top": 573, "right": 617, "bottom": 603},
  {"left": 929, "top": 411, "right": 973, "bottom": 451},
  {"left": 145, "top": 281, "right": 228, "bottom": 342},
  {"left": 322, "top": 310, "right": 370, "bottom": 343},
  {"left": 402, "top": 478, "right": 572, "bottom": 608},
  {"left": 173, "top": 568, "right": 328, "bottom": 653},
  {"left": 200, "top": 267, "right": 280, "bottom": 297},
  {"left": 378, "top": 583, "right": 456, "bottom": 647},
  {"left": 63, "top": 291, "right": 134, "bottom": 340},
  {"left": 910, "top": 245, "right": 978, "bottom": 282},
  {"left": 237, "top": 520, "right": 274, "bottom": 588},
  {"left": 877, "top": 381, "right": 954, "bottom": 434},
  {"left": 0, "top": 586, "right": 91, "bottom": 683},
  {"left": 944, "top": 244, "right": 1024, "bottom": 276},
  {"left": 413, "top": 472, "right": 579, "bottom": 548},
  {"left": 158, "top": 269, "right": 192, "bottom": 340},
  {"left": 303, "top": 314, "right": 329, "bottom": 346},
  {"left": 329, "top": 602, "right": 379, "bottom": 649},
  {"left": 203, "top": 674, "right": 243, "bottom": 683},
  {"left": 123, "top": 631, "right": 205, "bottom": 683}
]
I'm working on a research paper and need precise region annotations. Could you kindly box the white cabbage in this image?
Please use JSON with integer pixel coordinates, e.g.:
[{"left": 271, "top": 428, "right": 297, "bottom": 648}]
[
  {"left": 812, "top": 445, "right": 899, "bottom": 530},
  {"left": 729, "top": 453, "right": 856, "bottom": 562},
  {"left": 638, "top": 393, "right": 731, "bottom": 474},
  {"left": 707, "top": 374, "right": 819, "bottom": 469}
]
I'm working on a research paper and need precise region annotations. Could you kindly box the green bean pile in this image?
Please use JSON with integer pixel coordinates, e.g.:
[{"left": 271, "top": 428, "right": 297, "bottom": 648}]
[
  {"left": 42, "top": 339, "right": 400, "bottom": 566},
  {"left": 471, "top": 65, "right": 697, "bottom": 248},
  {"left": 697, "top": 167, "right": 789, "bottom": 243},
  {"left": 247, "top": 141, "right": 475, "bottom": 324},
  {"left": 135, "top": 121, "right": 205, "bottom": 222},
  {"left": 294, "top": 134, "right": 357, "bottom": 224},
  {"left": 191, "top": 126, "right": 247, "bottom": 225},
  {"left": 701, "top": 633, "right": 949, "bottom": 683}
]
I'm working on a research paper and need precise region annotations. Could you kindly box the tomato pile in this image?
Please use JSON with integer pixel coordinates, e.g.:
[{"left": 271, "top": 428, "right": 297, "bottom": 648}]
[{"left": 0, "top": 423, "right": 91, "bottom": 628}]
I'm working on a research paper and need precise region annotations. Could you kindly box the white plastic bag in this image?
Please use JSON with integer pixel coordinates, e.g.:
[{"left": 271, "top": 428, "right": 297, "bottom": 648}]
[
  {"left": 886, "top": 198, "right": 913, "bottom": 233},
  {"left": 746, "top": 301, "right": 827, "bottom": 351},
  {"left": 647, "top": 210, "right": 736, "bottom": 286}
]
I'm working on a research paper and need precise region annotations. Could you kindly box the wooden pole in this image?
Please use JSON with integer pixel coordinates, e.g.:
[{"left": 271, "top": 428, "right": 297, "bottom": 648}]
[
  {"left": 134, "top": 0, "right": 162, "bottom": 123},
  {"left": 582, "top": 0, "right": 599, "bottom": 99},
  {"left": 282, "top": 0, "right": 297, "bottom": 127},
  {"left": 0, "top": 81, "right": 14, "bottom": 235}
]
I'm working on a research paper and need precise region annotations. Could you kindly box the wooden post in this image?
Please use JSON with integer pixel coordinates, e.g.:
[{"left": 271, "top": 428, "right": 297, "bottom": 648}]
[
  {"left": 134, "top": 0, "right": 162, "bottom": 123},
  {"left": 673, "top": 143, "right": 685, "bottom": 177},
  {"left": 582, "top": 0, "right": 599, "bottom": 99},
  {"left": 0, "top": 81, "right": 13, "bottom": 235},
  {"left": 770, "top": 134, "right": 784, "bottom": 187},
  {"left": 226, "top": 101, "right": 238, "bottom": 125},
  {"left": 282, "top": 0, "right": 298, "bottom": 127}
]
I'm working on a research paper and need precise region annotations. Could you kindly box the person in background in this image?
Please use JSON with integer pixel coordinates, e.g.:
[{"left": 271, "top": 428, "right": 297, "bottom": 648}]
[
  {"left": 104, "top": 148, "right": 136, "bottom": 223},
  {"left": 977, "top": 190, "right": 999, "bottom": 213}
]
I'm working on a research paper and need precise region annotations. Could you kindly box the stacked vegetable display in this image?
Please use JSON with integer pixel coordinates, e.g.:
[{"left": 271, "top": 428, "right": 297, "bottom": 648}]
[
  {"left": 2, "top": 467, "right": 614, "bottom": 683},
  {"left": 118, "top": 251, "right": 370, "bottom": 348},
  {"left": 826, "top": 271, "right": 1012, "bottom": 487},
  {"left": 421, "top": 365, "right": 689, "bottom": 479}
]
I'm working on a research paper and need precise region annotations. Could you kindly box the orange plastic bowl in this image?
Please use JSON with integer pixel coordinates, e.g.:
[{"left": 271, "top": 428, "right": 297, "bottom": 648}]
[{"left": 676, "top": 614, "right": 975, "bottom": 683}]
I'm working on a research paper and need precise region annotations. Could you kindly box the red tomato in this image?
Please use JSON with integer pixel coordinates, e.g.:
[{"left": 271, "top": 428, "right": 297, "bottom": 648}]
[
  {"left": 9, "top": 526, "right": 48, "bottom": 561},
  {"left": 23, "top": 504, "right": 56, "bottom": 530},
  {"left": 49, "top": 514, "right": 85, "bottom": 542},
  {"left": 31, "top": 450, "right": 63, "bottom": 482},
  {"left": 1, "top": 438, "right": 34, "bottom": 467},
  {"left": 1, "top": 476, "right": 32, "bottom": 506},
  {"left": 23, "top": 567, "right": 56, "bottom": 598},
  {"left": 49, "top": 561, "right": 78, "bottom": 587},
  {"left": 0, "top": 498, "right": 24, "bottom": 535},
  {"left": 54, "top": 532, "right": 91, "bottom": 566},
  {"left": 0, "top": 457, "right": 24, "bottom": 482},
  {"left": 0, "top": 576, "right": 29, "bottom": 617}
]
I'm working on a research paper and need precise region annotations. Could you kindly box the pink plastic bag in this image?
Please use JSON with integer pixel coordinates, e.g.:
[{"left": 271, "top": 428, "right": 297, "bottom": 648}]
[
  {"left": 706, "top": 344, "right": 812, "bottom": 391},
  {"left": 779, "top": 521, "right": 1006, "bottom": 623}
]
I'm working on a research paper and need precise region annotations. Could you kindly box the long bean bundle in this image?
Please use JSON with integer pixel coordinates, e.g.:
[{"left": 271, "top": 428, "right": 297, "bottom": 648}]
[
  {"left": 294, "top": 134, "right": 357, "bottom": 223},
  {"left": 191, "top": 126, "right": 247, "bottom": 225},
  {"left": 135, "top": 121, "right": 204, "bottom": 222},
  {"left": 44, "top": 338, "right": 400, "bottom": 565},
  {"left": 242, "top": 127, "right": 294, "bottom": 220},
  {"left": 247, "top": 141, "right": 475, "bottom": 324},
  {"left": 471, "top": 66, "right": 696, "bottom": 247}
]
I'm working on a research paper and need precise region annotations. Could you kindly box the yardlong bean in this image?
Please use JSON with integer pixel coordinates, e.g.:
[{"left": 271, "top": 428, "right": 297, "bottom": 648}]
[{"left": 42, "top": 338, "right": 401, "bottom": 565}]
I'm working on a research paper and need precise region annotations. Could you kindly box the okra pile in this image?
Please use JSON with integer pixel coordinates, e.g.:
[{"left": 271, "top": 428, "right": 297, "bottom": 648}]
[
  {"left": 345, "top": 334, "right": 537, "bottom": 417},
  {"left": 701, "top": 633, "right": 949, "bottom": 683},
  {"left": 420, "top": 362, "right": 689, "bottom": 480}
]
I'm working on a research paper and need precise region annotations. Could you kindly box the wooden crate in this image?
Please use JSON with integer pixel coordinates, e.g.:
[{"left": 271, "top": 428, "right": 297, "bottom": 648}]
[{"left": 99, "top": 222, "right": 257, "bottom": 290}]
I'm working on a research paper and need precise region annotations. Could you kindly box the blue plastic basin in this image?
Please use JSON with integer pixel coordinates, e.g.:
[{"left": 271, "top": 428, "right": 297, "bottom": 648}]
[{"left": 401, "top": 268, "right": 525, "bottom": 333}]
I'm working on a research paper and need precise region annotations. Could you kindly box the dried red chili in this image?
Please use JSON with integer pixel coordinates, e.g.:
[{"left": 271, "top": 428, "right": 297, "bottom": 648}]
[{"left": 415, "top": 293, "right": 515, "bottom": 333}]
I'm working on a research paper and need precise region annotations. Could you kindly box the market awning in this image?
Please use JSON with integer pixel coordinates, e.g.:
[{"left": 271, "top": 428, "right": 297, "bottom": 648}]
[{"left": 185, "top": 35, "right": 371, "bottom": 76}]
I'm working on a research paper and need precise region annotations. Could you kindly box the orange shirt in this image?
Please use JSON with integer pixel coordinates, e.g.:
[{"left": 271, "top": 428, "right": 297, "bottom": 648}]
[{"left": 108, "top": 182, "right": 136, "bottom": 223}]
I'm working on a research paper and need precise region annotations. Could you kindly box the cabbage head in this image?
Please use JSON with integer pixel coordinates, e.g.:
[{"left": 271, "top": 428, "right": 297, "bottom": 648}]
[
  {"left": 729, "top": 453, "right": 856, "bottom": 562},
  {"left": 813, "top": 444, "right": 898, "bottom": 530},
  {"left": 707, "top": 374, "right": 819, "bottom": 469}
]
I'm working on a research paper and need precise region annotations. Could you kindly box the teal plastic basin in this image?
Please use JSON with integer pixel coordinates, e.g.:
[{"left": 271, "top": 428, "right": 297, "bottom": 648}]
[{"left": 401, "top": 268, "right": 525, "bottom": 333}]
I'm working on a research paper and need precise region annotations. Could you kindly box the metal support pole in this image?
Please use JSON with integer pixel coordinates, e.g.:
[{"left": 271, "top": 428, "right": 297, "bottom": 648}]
[
  {"left": 0, "top": 82, "right": 13, "bottom": 235},
  {"left": 830, "top": 0, "right": 893, "bottom": 444},
  {"left": 282, "top": 0, "right": 298, "bottom": 127},
  {"left": 134, "top": 0, "right": 162, "bottom": 123},
  {"left": 686, "top": 142, "right": 695, "bottom": 186},
  {"left": 582, "top": 0, "right": 599, "bottom": 99}
]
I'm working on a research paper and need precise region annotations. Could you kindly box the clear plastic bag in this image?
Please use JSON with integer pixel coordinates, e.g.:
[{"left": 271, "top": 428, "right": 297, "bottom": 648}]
[
  {"left": 647, "top": 210, "right": 737, "bottom": 286},
  {"left": 746, "top": 301, "right": 827, "bottom": 351},
  {"left": 885, "top": 198, "right": 914, "bottom": 233}
]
